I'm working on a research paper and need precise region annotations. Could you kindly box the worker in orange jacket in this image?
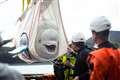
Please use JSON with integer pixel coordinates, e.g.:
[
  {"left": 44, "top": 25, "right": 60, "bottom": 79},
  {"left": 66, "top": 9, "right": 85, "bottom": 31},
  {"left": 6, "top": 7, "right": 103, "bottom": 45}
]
[{"left": 88, "top": 16, "right": 120, "bottom": 80}]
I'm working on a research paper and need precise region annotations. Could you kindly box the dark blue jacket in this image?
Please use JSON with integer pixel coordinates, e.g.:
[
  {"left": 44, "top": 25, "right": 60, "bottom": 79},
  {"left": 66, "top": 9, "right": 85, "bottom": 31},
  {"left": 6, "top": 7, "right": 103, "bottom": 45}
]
[{"left": 74, "top": 46, "right": 92, "bottom": 80}]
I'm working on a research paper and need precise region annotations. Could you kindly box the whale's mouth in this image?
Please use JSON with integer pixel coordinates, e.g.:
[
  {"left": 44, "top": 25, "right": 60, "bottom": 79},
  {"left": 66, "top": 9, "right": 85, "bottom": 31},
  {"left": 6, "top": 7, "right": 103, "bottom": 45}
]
[{"left": 44, "top": 44, "right": 56, "bottom": 52}]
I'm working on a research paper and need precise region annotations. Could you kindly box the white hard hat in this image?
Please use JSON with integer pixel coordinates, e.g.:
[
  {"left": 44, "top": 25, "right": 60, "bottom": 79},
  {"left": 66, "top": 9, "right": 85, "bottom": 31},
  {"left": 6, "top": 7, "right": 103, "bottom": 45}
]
[
  {"left": 90, "top": 16, "right": 111, "bottom": 32},
  {"left": 71, "top": 32, "right": 85, "bottom": 42}
]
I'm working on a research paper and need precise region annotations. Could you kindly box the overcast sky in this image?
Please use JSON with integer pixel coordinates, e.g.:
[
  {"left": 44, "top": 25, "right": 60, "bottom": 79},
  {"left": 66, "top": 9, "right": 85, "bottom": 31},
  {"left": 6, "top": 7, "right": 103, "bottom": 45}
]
[
  {"left": 0, "top": 0, "right": 120, "bottom": 41},
  {"left": 0, "top": 0, "right": 22, "bottom": 40},
  {"left": 60, "top": 0, "right": 120, "bottom": 40}
]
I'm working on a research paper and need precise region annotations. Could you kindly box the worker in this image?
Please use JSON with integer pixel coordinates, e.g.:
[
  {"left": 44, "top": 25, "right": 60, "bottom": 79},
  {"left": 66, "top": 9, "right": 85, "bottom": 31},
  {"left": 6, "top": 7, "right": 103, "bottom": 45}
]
[
  {"left": 53, "top": 42, "right": 76, "bottom": 80},
  {"left": 71, "top": 32, "right": 92, "bottom": 80},
  {"left": 88, "top": 16, "right": 120, "bottom": 80}
]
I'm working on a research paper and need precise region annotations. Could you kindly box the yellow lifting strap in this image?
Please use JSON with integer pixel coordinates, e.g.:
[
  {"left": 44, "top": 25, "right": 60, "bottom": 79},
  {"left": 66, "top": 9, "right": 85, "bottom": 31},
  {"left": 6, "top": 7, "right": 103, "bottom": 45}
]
[
  {"left": 27, "top": 0, "right": 31, "bottom": 5},
  {"left": 22, "top": 0, "right": 31, "bottom": 13}
]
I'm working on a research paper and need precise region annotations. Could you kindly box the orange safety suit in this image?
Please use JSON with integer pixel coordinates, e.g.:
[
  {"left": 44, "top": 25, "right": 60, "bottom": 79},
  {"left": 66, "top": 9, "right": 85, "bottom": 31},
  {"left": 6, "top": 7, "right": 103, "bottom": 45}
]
[{"left": 88, "top": 42, "right": 120, "bottom": 80}]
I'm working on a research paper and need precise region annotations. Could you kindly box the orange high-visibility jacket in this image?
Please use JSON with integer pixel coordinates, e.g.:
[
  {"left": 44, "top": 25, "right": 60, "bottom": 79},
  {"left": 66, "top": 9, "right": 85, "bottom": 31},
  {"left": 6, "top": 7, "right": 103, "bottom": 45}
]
[{"left": 88, "top": 48, "right": 120, "bottom": 80}]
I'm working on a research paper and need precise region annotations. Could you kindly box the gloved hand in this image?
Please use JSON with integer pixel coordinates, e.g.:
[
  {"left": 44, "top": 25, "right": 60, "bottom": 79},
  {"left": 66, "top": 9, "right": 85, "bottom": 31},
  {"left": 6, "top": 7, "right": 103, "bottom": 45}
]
[
  {"left": 65, "top": 60, "right": 71, "bottom": 65},
  {"left": 53, "top": 59, "right": 63, "bottom": 67},
  {"left": 65, "top": 60, "right": 73, "bottom": 69},
  {"left": 73, "top": 76, "right": 79, "bottom": 80}
]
